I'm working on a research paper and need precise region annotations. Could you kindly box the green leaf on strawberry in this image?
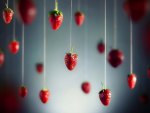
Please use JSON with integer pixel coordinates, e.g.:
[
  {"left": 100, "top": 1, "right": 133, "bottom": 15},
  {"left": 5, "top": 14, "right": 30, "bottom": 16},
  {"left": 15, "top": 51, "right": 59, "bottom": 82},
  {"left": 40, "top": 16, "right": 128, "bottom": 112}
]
[{"left": 49, "top": 10, "right": 63, "bottom": 16}]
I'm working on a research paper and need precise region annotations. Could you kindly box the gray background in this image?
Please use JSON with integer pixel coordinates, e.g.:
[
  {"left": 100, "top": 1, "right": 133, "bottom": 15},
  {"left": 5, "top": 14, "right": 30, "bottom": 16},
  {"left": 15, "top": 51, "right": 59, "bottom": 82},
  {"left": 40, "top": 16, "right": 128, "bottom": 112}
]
[{"left": 0, "top": 0, "right": 150, "bottom": 113}]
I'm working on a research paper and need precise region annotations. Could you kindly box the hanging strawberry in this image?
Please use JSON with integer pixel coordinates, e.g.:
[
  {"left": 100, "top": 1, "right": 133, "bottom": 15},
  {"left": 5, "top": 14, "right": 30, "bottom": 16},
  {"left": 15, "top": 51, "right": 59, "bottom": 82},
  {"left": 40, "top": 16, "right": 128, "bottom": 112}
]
[
  {"left": 127, "top": 73, "right": 137, "bottom": 90},
  {"left": 123, "top": 0, "right": 148, "bottom": 22},
  {"left": 39, "top": 89, "right": 50, "bottom": 104},
  {"left": 36, "top": 63, "right": 43, "bottom": 74},
  {"left": 0, "top": 50, "right": 5, "bottom": 66},
  {"left": 74, "top": 11, "right": 85, "bottom": 27},
  {"left": 81, "top": 82, "right": 91, "bottom": 94},
  {"left": 108, "top": 49, "right": 124, "bottom": 68},
  {"left": 99, "top": 89, "right": 111, "bottom": 106},
  {"left": 64, "top": 48, "right": 78, "bottom": 71},
  {"left": 147, "top": 67, "right": 150, "bottom": 78},
  {"left": 49, "top": 1, "right": 63, "bottom": 30},
  {"left": 97, "top": 40, "right": 105, "bottom": 54},
  {"left": 3, "top": 3, "right": 14, "bottom": 24},
  {"left": 17, "top": 0, "right": 37, "bottom": 25},
  {"left": 8, "top": 40, "right": 19, "bottom": 54},
  {"left": 19, "top": 86, "right": 28, "bottom": 98}
]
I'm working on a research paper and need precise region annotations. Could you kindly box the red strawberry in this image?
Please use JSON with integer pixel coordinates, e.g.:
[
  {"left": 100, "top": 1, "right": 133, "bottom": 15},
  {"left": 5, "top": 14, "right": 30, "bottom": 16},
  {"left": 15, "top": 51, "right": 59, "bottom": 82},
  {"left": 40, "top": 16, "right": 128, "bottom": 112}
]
[
  {"left": 139, "top": 94, "right": 149, "bottom": 104},
  {"left": 36, "top": 63, "right": 43, "bottom": 74},
  {"left": 19, "top": 86, "right": 28, "bottom": 98},
  {"left": 17, "top": 0, "right": 37, "bottom": 25},
  {"left": 99, "top": 89, "right": 111, "bottom": 106},
  {"left": 97, "top": 41, "right": 105, "bottom": 54},
  {"left": 8, "top": 40, "right": 19, "bottom": 54},
  {"left": 75, "top": 11, "right": 85, "bottom": 26},
  {"left": 127, "top": 73, "right": 137, "bottom": 90},
  {"left": 123, "top": 0, "right": 148, "bottom": 22},
  {"left": 147, "top": 68, "right": 150, "bottom": 78},
  {"left": 3, "top": 7, "right": 14, "bottom": 24},
  {"left": 64, "top": 50, "right": 78, "bottom": 71},
  {"left": 108, "top": 49, "right": 124, "bottom": 68},
  {"left": 0, "top": 50, "right": 5, "bottom": 66},
  {"left": 81, "top": 82, "right": 91, "bottom": 94},
  {"left": 49, "top": 10, "right": 63, "bottom": 30},
  {"left": 39, "top": 89, "right": 50, "bottom": 104}
]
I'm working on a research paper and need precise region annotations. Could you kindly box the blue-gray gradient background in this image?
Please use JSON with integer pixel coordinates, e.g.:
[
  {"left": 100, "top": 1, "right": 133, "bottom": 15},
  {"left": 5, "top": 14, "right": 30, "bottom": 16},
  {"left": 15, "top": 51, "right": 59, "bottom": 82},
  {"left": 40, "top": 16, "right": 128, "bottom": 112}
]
[{"left": 0, "top": 0, "right": 150, "bottom": 113}]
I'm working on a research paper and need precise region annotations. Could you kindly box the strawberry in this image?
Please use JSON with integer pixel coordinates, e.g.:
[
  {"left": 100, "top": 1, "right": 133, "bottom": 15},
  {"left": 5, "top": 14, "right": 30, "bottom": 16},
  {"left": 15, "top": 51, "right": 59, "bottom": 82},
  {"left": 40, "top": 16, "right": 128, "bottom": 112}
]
[
  {"left": 64, "top": 49, "right": 78, "bottom": 71},
  {"left": 8, "top": 40, "right": 19, "bottom": 54},
  {"left": 147, "top": 67, "right": 150, "bottom": 78},
  {"left": 39, "top": 89, "right": 50, "bottom": 104},
  {"left": 17, "top": 0, "right": 37, "bottom": 25},
  {"left": 19, "top": 86, "right": 28, "bottom": 98},
  {"left": 99, "top": 89, "right": 111, "bottom": 106},
  {"left": 108, "top": 49, "right": 124, "bottom": 68},
  {"left": 123, "top": 0, "right": 148, "bottom": 22},
  {"left": 97, "top": 40, "right": 105, "bottom": 54},
  {"left": 36, "top": 63, "right": 43, "bottom": 74},
  {"left": 74, "top": 11, "right": 85, "bottom": 27},
  {"left": 81, "top": 82, "right": 91, "bottom": 94},
  {"left": 127, "top": 73, "right": 137, "bottom": 90},
  {"left": 49, "top": 10, "right": 63, "bottom": 30},
  {"left": 3, "top": 7, "right": 14, "bottom": 24},
  {"left": 0, "top": 50, "right": 5, "bottom": 66}
]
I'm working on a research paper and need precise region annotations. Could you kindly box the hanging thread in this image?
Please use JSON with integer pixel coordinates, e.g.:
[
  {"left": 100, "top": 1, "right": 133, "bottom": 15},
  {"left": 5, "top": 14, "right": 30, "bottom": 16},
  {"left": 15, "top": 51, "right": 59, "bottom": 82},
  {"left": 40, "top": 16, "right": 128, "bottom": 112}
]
[
  {"left": 43, "top": 0, "right": 46, "bottom": 88},
  {"left": 55, "top": 0, "right": 58, "bottom": 10},
  {"left": 6, "top": 0, "right": 8, "bottom": 7},
  {"left": 69, "top": 0, "right": 73, "bottom": 50},
  {"left": 114, "top": 0, "right": 117, "bottom": 48},
  {"left": 130, "top": 19, "right": 133, "bottom": 74},
  {"left": 104, "top": 0, "right": 107, "bottom": 89},
  {"left": 84, "top": 0, "right": 88, "bottom": 80},
  {"left": 21, "top": 24, "right": 24, "bottom": 86},
  {"left": 77, "top": 0, "right": 80, "bottom": 10},
  {"left": 13, "top": 0, "right": 16, "bottom": 40}
]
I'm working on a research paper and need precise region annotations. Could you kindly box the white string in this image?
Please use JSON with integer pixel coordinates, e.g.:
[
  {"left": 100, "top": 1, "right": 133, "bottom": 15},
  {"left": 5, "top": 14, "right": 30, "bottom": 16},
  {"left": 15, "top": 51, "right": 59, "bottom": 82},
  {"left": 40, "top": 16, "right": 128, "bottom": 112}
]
[
  {"left": 55, "top": 0, "right": 58, "bottom": 10},
  {"left": 130, "top": 19, "right": 133, "bottom": 74},
  {"left": 6, "top": 0, "right": 9, "bottom": 7},
  {"left": 104, "top": 0, "right": 107, "bottom": 89},
  {"left": 43, "top": 0, "right": 46, "bottom": 88},
  {"left": 21, "top": 24, "right": 24, "bottom": 86},
  {"left": 84, "top": 1, "right": 88, "bottom": 80},
  {"left": 70, "top": 0, "right": 72, "bottom": 50},
  {"left": 13, "top": 0, "right": 16, "bottom": 40},
  {"left": 77, "top": 0, "right": 80, "bottom": 10},
  {"left": 114, "top": 0, "right": 117, "bottom": 48}
]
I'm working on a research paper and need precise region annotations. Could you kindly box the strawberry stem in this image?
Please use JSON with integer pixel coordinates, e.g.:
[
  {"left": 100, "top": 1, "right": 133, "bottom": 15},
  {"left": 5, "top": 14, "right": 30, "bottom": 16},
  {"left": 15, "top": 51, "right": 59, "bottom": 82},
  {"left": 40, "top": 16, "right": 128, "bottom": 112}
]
[
  {"left": 55, "top": 1, "right": 58, "bottom": 10},
  {"left": 70, "top": 47, "right": 74, "bottom": 54},
  {"left": 5, "top": 3, "right": 8, "bottom": 8},
  {"left": 101, "top": 82, "right": 105, "bottom": 89}
]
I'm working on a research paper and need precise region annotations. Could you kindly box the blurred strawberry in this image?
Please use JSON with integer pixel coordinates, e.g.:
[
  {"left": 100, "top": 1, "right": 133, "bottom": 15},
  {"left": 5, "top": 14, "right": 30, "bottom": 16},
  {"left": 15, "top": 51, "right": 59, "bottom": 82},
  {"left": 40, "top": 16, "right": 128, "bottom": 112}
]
[
  {"left": 127, "top": 73, "right": 137, "bottom": 90},
  {"left": 19, "top": 86, "right": 28, "bottom": 98},
  {"left": 97, "top": 40, "right": 105, "bottom": 54},
  {"left": 39, "top": 89, "right": 50, "bottom": 104},
  {"left": 74, "top": 11, "right": 85, "bottom": 26},
  {"left": 0, "top": 50, "right": 5, "bottom": 66},
  {"left": 17, "top": 0, "right": 37, "bottom": 25},
  {"left": 36, "top": 63, "right": 43, "bottom": 74},
  {"left": 123, "top": 0, "right": 148, "bottom": 22},
  {"left": 3, "top": 7, "right": 14, "bottom": 24},
  {"left": 49, "top": 9, "right": 63, "bottom": 30},
  {"left": 108, "top": 49, "right": 124, "bottom": 68},
  {"left": 64, "top": 49, "right": 78, "bottom": 71},
  {"left": 81, "top": 82, "right": 91, "bottom": 94},
  {"left": 8, "top": 40, "right": 19, "bottom": 54},
  {"left": 99, "top": 89, "right": 111, "bottom": 106},
  {"left": 139, "top": 93, "right": 149, "bottom": 104}
]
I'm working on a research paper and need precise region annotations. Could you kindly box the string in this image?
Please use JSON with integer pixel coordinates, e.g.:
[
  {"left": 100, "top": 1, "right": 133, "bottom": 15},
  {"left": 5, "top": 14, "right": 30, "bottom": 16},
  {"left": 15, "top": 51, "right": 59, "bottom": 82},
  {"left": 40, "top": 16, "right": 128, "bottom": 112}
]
[
  {"left": 43, "top": 0, "right": 46, "bottom": 88},
  {"left": 114, "top": 0, "right": 117, "bottom": 48},
  {"left": 84, "top": 0, "right": 88, "bottom": 80},
  {"left": 6, "top": 0, "right": 8, "bottom": 7},
  {"left": 130, "top": 19, "right": 133, "bottom": 74},
  {"left": 21, "top": 24, "right": 24, "bottom": 86},
  {"left": 104, "top": 0, "right": 107, "bottom": 89},
  {"left": 69, "top": 0, "right": 73, "bottom": 50},
  {"left": 13, "top": 0, "right": 16, "bottom": 40},
  {"left": 55, "top": 0, "right": 58, "bottom": 10},
  {"left": 77, "top": 0, "right": 80, "bottom": 10}
]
